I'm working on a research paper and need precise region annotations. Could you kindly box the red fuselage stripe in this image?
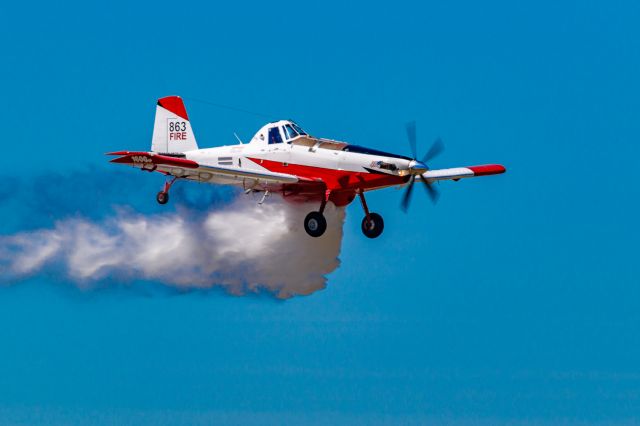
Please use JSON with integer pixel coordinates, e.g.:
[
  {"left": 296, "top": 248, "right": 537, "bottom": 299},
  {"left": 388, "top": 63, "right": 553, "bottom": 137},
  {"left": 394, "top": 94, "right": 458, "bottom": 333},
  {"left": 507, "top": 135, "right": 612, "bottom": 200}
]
[{"left": 247, "top": 157, "right": 406, "bottom": 191}]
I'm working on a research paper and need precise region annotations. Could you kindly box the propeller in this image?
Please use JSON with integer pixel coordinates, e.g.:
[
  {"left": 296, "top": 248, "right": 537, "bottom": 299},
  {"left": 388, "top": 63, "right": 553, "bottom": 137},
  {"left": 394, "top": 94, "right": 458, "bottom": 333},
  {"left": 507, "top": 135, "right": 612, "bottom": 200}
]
[{"left": 401, "top": 121, "right": 444, "bottom": 212}]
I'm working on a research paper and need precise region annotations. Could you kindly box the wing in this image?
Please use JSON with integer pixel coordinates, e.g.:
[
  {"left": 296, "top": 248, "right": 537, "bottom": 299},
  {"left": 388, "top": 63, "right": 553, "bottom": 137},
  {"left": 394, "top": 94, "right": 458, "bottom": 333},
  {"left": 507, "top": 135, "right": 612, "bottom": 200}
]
[
  {"left": 421, "top": 164, "right": 506, "bottom": 182},
  {"left": 107, "top": 151, "right": 301, "bottom": 184}
]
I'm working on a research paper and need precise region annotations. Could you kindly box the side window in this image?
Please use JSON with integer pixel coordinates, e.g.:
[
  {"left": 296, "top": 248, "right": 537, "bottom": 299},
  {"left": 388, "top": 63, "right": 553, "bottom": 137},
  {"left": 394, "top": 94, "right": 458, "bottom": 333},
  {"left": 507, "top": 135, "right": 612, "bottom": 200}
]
[{"left": 268, "top": 127, "right": 283, "bottom": 144}]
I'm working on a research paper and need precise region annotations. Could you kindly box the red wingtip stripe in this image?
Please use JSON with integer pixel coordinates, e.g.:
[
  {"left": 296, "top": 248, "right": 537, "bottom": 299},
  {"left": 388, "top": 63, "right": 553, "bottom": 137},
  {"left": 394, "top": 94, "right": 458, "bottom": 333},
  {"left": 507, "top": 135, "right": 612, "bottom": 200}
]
[
  {"left": 468, "top": 164, "right": 506, "bottom": 176},
  {"left": 157, "top": 96, "right": 189, "bottom": 121}
]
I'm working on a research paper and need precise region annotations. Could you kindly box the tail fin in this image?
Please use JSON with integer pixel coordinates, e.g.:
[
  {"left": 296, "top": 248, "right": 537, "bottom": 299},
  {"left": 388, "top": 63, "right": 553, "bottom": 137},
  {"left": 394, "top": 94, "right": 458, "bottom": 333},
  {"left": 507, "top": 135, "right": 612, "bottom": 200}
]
[{"left": 151, "top": 96, "right": 199, "bottom": 153}]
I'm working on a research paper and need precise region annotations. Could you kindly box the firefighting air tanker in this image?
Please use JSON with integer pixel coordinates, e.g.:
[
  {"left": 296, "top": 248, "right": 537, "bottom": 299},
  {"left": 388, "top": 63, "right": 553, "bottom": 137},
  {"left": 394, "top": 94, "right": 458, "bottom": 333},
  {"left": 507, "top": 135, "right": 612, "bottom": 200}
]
[{"left": 108, "top": 96, "right": 506, "bottom": 238}]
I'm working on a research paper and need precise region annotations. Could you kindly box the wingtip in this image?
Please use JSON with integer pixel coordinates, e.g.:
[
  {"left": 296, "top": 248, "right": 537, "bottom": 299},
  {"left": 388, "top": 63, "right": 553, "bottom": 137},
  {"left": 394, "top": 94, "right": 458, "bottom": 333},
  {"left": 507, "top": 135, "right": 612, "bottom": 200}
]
[
  {"left": 109, "top": 156, "right": 130, "bottom": 164},
  {"left": 468, "top": 164, "right": 506, "bottom": 176}
]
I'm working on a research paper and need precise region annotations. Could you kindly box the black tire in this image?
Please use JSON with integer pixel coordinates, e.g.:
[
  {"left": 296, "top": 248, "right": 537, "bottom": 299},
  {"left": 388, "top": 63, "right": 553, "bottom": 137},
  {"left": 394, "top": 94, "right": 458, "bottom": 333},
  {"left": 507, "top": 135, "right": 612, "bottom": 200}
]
[
  {"left": 304, "top": 211, "right": 327, "bottom": 237},
  {"left": 361, "top": 212, "right": 384, "bottom": 239},
  {"left": 156, "top": 191, "right": 169, "bottom": 205}
]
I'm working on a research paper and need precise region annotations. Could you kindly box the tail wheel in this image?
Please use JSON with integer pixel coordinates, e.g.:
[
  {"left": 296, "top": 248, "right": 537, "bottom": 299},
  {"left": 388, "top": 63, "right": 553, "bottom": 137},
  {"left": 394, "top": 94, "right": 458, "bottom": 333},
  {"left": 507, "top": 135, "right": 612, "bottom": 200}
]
[
  {"left": 156, "top": 191, "right": 169, "bottom": 205},
  {"left": 304, "top": 212, "right": 327, "bottom": 238},
  {"left": 361, "top": 213, "right": 384, "bottom": 239}
]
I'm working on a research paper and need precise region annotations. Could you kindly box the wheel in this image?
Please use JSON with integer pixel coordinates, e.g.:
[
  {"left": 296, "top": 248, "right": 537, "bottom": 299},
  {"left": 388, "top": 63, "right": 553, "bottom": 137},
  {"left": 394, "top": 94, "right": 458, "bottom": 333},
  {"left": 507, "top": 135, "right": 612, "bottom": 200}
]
[
  {"left": 361, "top": 212, "right": 384, "bottom": 239},
  {"left": 304, "top": 211, "right": 327, "bottom": 237},
  {"left": 156, "top": 191, "right": 169, "bottom": 205}
]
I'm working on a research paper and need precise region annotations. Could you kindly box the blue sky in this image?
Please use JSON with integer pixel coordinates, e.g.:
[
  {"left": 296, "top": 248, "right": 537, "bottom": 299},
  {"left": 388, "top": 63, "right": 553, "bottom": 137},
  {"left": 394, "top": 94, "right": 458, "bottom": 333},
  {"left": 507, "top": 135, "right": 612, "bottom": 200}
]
[{"left": 1, "top": 0, "right": 639, "bottom": 424}]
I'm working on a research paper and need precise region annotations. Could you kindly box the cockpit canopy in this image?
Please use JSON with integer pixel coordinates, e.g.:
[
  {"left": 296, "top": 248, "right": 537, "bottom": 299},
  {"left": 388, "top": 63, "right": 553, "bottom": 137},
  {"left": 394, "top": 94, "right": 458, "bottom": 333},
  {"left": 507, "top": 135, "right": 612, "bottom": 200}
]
[
  {"left": 251, "top": 120, "right": 308, "bottom": 145},
  {"left": 268, "top": 121, "right": 307, "bottom": 144}
]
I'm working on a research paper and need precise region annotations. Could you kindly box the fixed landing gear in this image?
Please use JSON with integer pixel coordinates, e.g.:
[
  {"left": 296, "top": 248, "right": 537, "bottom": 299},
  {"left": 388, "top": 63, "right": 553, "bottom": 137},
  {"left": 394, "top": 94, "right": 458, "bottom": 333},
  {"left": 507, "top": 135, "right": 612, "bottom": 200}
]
[
  {"left": 304, "top": 197, "right": 328, "bottom": 238},
  {"left": 302, "top": 190, "right": 385, "bottom": 239},
  {"left": 358, "top": 190, "right": 384, "bottom": 239},
  {"left": 361, "top": 212, "right": 384, "bottom": 238},
  {"left": 304, "top": 211, "right": 327, "bottom": 238},
  {"left": 156, "top": 176, "right": 178, "bottom": 205},
  {"left": 156, "top": 191, "right": 169, "bottom": 204}
]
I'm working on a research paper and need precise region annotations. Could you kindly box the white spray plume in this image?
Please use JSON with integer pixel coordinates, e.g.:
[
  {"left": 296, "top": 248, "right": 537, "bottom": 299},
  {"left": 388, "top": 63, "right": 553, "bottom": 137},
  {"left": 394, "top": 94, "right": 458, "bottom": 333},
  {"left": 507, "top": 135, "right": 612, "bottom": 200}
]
[{"left": 0, "top": 195, "right": 345, "bottom": 299}]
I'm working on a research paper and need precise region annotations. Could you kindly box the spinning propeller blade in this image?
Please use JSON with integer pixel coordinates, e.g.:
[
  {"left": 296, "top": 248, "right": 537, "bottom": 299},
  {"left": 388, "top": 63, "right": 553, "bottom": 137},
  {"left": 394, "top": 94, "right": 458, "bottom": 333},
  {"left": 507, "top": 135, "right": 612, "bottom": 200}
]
[
  {"left": 401, "top": 175, "right": 416, "bottom": 213},
  {"left": 420, "top": 175, "right": 440, "bottom": 204},
  {"left": 406, "top": 120, "right": 417, "bottom": 159},
  {"left": 423, "top": 137, "right": 444, "bottom": 164}
]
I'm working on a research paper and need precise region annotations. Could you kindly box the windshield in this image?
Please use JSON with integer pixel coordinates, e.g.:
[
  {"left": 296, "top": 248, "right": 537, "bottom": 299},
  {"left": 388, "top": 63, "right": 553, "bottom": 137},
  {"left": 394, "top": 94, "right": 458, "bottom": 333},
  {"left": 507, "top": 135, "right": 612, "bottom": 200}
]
[
  {"left": 290, "top": 122, "right": 308, "bottom": 136},
  {"left": 283, "top": 124, "right": 298, "bottom": 140}
]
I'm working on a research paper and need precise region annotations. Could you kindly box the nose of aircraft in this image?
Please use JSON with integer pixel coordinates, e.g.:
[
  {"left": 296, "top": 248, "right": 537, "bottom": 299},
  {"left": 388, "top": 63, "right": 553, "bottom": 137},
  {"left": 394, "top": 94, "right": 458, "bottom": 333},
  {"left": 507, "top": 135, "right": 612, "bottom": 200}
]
[{"left": 408, "top": 159, "right": 428, "bottom": 174}]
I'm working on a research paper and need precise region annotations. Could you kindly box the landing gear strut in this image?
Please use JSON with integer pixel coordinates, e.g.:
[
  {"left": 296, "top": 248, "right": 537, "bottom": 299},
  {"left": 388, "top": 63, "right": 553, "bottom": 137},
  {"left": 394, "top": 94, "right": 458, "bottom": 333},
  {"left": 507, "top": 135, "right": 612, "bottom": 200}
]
[
  {"left": 359, "top": 190, "right": 384, "bottom": 238},
  {"left": 304, "top": 198, "right": 328, "bottom": 238},
  {"left": 156, "top": 176, "right": 178, "bottom": 205}
]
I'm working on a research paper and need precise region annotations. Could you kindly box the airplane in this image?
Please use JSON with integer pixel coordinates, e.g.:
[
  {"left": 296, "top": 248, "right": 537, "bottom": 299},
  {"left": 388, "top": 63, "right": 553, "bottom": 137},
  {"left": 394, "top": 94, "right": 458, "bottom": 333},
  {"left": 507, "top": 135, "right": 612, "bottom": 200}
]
[{"left": 107, "top": 96, "right": 506, "bottom": 239}]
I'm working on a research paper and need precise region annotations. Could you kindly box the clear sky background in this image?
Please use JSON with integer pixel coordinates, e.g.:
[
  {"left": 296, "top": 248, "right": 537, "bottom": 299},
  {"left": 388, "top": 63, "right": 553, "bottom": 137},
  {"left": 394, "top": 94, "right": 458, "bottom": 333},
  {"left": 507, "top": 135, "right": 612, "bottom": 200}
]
[{"left": 1, "top": 0, "right": 639, "bottom": 424}]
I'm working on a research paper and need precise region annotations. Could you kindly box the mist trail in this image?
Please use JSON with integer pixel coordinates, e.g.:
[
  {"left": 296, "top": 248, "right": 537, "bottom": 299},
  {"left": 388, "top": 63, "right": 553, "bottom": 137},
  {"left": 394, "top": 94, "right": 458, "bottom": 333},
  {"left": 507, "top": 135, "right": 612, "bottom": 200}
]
[{"left": 0, "top": 171, "right": 346, "bottom": 298}]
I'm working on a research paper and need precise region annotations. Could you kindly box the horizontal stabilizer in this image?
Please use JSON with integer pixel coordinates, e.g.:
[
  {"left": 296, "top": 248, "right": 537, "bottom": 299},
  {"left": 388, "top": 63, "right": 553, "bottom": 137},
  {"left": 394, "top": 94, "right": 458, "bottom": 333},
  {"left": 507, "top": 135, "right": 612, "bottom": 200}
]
[{"left": 108, "top": 151, "right": 198, "bottom": 169}]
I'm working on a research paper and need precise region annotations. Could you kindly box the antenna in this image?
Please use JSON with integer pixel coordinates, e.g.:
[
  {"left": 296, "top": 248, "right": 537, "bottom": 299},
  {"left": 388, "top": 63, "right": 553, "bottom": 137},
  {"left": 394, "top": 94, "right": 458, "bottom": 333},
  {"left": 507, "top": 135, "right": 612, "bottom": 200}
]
[{"left": 233, "top": 132, "right": 244, "bottom": 144}]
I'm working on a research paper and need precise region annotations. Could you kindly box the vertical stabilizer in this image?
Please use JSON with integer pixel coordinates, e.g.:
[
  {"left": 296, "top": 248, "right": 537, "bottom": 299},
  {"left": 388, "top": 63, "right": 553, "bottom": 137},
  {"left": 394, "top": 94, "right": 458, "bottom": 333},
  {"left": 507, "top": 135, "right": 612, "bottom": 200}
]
[{"left": 151, "top": 96, "right": 198, "bottom": 153}]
